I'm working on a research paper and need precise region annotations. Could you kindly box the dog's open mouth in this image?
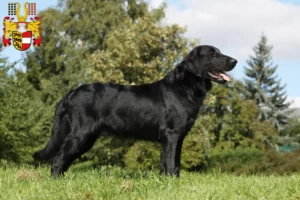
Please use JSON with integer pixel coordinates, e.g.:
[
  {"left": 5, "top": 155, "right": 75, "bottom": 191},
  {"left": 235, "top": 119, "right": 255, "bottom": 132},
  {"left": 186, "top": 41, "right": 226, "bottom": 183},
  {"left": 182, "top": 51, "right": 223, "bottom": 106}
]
[{"left": 207, "top": 71, "right": 231, "bottom": 82}]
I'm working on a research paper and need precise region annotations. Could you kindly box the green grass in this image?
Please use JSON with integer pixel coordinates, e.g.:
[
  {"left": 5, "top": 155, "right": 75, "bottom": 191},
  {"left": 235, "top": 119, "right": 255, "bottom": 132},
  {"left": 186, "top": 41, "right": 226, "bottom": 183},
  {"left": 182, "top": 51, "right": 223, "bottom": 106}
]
[{"left": 1, "top": 164, "right": 300, "bottom": 200}]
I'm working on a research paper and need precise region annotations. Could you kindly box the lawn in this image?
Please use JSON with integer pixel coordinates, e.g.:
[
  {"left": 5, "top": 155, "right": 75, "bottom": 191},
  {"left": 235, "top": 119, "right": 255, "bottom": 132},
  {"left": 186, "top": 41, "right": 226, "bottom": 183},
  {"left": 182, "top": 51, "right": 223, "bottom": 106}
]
[{"left": 0, "top": 164, "right": 300, "bottom": 200}]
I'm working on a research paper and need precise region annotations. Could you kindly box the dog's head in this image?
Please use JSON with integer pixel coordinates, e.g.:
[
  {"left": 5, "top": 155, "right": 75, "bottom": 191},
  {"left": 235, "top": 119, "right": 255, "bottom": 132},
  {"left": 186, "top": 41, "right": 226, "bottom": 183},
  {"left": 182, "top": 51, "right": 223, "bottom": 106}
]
[{"left": 183, "top": 45, "right": 237, "bottom": 83}]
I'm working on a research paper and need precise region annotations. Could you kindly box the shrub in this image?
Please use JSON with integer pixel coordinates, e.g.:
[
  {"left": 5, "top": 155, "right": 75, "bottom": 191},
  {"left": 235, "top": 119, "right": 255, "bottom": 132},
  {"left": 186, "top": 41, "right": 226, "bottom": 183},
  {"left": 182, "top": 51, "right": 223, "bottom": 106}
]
[
  {"left": 123, "top": 141, "right": 160, "bottom": 170},
  {"left": 256, "top": 150, "right": 300, "bottom": 174},
  {"left": 209, "top": 148, "right": 265, "bottom": 174},
  {"left": 85, "top": 136, "right": 135, "bottom": 167},
  {"left": 181, "top": 134, "right": 209, "bottom": 170}
]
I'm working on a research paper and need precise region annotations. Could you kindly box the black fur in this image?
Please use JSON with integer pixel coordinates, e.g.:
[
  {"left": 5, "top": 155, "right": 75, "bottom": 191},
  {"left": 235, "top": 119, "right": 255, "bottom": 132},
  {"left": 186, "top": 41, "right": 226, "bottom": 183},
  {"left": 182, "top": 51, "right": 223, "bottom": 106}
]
[{"left": 33, "top": 45, "right": 237, "bottom": 177}]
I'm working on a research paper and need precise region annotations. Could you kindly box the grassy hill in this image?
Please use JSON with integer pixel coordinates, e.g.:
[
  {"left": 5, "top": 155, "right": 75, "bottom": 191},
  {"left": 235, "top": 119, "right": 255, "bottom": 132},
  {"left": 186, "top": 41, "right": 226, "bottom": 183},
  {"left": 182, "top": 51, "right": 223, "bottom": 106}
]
[{"left": 1, "top": 165, "right": 300, "bottom": 200}]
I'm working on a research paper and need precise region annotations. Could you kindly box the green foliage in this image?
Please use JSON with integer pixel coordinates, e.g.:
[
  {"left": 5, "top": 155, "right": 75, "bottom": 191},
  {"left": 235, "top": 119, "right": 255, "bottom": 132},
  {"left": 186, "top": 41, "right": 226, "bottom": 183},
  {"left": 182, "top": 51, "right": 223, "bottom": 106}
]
[
  {"left": 58, "top": 0, "right": 152, "bottom": 52},
  {"left": 180, "top": 134, "right": 208, "bottom": 170},
  {"left": 180, "top": 117, "right": 213, "bottom": 170},
  {"left": 88, "top": 137, "right": 135, "bottom": 166},
  {"left": 208, "top": 145, "right": 300, "bottom": 175},
  {"left": 0, "top": 42, "right": 54, "bottom": 164},
  {"left": 25, "top": 7, "right": 85, "bottom": 104},
  {"left": 0, "top": 69, "right": 52, "bottom": 163},
  {"left": 244, "top": 34, "right": 290, "bottom": 131},
  {"left": 209, "top": 149, "right": 300, "bottom": 175},
  {"left": 209, "top": 148, "right": 265, "bottom": 173},
  {"left": 0, "top": 45, "right": 14, "bottom": 162},
  {"left": 122, "top": 117, "right": 212, "bottom": 171},
  {"left": 88, "top": 15, "right": 197, "bottom": 84},
  {"left": 124, "top": 141, "right": 160, "bottom": 169},
  {"left": 204, "top": 80, "right": 279, "bottom": 150},
  {"left": 260, "top": 150, "right": 300, "bottom": 174},
  {"left": 25, "top": 0, "right": 156, "bottom": 104},
  {"left": 277, "top": 118, "right": 300, "bottom": 152},
  {"left": 281, "top": 117, "right": 300, "bottom": 136}
]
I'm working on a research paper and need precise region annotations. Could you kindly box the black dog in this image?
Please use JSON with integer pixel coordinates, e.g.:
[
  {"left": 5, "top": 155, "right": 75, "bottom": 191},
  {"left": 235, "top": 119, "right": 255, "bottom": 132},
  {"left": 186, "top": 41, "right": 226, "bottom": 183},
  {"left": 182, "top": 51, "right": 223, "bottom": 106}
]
[{"left": 33, "top": 45, "right": 237, "bottom": 177}]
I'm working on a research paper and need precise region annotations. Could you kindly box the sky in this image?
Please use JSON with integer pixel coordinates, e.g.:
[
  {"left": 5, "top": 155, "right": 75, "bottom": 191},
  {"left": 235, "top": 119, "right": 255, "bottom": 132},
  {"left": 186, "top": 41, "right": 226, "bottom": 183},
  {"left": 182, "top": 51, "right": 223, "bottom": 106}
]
[{"left": 1, "top": 0, "right": 300, "bottom": 107}]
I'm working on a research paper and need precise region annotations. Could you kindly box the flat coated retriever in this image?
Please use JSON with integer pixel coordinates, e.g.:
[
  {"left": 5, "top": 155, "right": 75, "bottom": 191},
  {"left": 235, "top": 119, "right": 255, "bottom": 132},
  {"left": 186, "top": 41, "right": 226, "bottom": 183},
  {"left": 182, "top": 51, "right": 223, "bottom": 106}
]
[{"left": 33, "top": 45, "right": 237, "bottom": 177}]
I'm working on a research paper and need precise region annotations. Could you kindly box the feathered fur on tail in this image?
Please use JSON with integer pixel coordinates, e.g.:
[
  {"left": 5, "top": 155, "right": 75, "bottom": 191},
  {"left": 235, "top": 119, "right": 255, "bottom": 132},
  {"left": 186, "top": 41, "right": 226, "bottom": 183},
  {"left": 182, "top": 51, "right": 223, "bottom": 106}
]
[{"left": 33, "top": 93, "right": 71, "bottom": 162}]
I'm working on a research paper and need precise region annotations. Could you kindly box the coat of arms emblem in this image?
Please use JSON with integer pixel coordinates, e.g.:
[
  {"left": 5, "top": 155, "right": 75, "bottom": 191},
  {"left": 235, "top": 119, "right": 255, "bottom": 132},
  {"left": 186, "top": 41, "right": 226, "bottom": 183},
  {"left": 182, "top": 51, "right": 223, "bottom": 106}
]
[{"left": 2, "top": 2, "right": 42, "bottom": 51}]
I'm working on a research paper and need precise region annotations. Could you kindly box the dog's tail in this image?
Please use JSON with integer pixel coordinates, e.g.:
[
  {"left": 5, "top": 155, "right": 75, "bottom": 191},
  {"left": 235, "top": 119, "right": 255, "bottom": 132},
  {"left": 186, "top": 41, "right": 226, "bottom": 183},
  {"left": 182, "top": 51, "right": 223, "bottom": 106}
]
[{"left": 33, "top": 92, "right": 71, "bottom": 162}]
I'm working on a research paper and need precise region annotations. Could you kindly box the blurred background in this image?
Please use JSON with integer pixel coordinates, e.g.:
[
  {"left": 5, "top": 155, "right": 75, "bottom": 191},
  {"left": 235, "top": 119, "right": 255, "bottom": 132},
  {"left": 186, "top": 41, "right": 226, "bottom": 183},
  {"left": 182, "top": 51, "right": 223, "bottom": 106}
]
[{"left": 1, "top": 0, "right": 300, "bottom": 174}]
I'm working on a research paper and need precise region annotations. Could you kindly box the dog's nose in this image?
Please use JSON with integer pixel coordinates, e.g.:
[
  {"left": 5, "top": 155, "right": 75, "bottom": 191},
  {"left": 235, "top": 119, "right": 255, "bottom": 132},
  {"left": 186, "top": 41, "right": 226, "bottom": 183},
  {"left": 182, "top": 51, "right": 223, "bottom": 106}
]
[{"left": 230, "top": 59, "right": 237, "bottom": 67}]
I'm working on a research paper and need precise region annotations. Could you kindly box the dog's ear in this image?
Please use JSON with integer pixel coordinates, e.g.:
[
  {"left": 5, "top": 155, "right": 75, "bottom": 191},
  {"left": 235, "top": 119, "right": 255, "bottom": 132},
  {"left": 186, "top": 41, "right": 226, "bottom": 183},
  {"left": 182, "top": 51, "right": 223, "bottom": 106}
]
[
  {"left": 184, "top": 59, "right": 204, "bottom": 77},
  {"left": 182, "top": 48, "right": 205, "bottom": 77}
]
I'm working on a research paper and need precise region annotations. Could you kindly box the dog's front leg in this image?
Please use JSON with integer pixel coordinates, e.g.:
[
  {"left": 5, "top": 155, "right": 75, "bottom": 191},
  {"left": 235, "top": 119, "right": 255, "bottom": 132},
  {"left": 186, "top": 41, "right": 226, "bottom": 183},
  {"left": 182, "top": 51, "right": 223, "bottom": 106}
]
[{"left": 160, "top": 130, "right": 183, "bottom": 177}]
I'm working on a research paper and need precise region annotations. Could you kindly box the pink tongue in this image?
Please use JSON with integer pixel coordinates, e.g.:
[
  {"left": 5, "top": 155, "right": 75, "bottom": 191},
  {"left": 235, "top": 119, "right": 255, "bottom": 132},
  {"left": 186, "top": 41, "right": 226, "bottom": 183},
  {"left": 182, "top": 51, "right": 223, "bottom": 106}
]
[{"left": 220, "top": 73, "right": 231, "bottom": 81}]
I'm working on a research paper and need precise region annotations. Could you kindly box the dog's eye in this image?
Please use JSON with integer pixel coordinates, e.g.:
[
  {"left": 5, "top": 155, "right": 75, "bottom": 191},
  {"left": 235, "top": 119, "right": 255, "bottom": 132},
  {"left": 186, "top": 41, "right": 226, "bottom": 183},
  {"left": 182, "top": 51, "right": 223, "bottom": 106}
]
[{"left": 210, "top": 51, "right": 215, "bottom": 57}]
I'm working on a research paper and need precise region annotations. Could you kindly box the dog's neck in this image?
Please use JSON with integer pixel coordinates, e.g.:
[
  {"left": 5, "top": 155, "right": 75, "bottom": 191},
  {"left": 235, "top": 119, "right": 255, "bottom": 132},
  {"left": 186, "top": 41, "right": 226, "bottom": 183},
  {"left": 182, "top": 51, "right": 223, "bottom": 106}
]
[
  {"left": 163, "top": 64, "right": 212, "bottom": 117},
  {"left": 165, "top": 63, "right": 212, "bottom": 95}
]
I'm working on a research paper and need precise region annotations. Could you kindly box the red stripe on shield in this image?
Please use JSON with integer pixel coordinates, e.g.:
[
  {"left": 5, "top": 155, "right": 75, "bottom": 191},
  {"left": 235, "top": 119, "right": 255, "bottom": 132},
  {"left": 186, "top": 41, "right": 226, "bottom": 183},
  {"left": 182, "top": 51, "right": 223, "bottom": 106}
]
[{"left": 23, "top": 31, "right": 31, "bottom": 38}]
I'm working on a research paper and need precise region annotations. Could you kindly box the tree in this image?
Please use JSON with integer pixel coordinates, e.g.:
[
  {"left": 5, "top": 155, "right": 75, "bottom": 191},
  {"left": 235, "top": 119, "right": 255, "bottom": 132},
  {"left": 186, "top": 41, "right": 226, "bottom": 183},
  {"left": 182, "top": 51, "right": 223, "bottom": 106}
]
[
  {"left": 282, "top": 117, "right": 300, "bottom": 137},
  {"left": 0, "top": 43, "right": 52, "bottom": 163},
  {"left": 0, "top": 72, "right": 49, "bottom": 163},
  {"left": 203, "top": 80, "right": 278, "bottom": 150},
  {"left": 0, "top": 43, "right": 14, "bottom": 162},
  {"left": 24, "top": 0, "right": 159, "bottom": 105},
  {"left": 244, "top": 34, "right": 290, "bottom": 131},
  {"left": 88, "top": 15, "right": 197, "bottom": 85}
]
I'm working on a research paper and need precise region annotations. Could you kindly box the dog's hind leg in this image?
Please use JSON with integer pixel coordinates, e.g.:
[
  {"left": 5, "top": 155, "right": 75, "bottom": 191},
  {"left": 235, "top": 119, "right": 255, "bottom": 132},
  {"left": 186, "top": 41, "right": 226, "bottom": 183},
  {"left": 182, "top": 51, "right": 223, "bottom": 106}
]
[{"left": 50, "top": 130, "right": 98, "bottom": 178}]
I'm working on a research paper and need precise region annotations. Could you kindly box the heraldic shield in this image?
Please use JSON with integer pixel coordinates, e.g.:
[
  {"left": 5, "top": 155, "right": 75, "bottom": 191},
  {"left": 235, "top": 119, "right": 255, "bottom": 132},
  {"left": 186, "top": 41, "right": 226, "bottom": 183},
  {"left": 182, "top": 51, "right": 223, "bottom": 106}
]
[{"left": 12, "top": 31, "right": 32, "bottom": 51}]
